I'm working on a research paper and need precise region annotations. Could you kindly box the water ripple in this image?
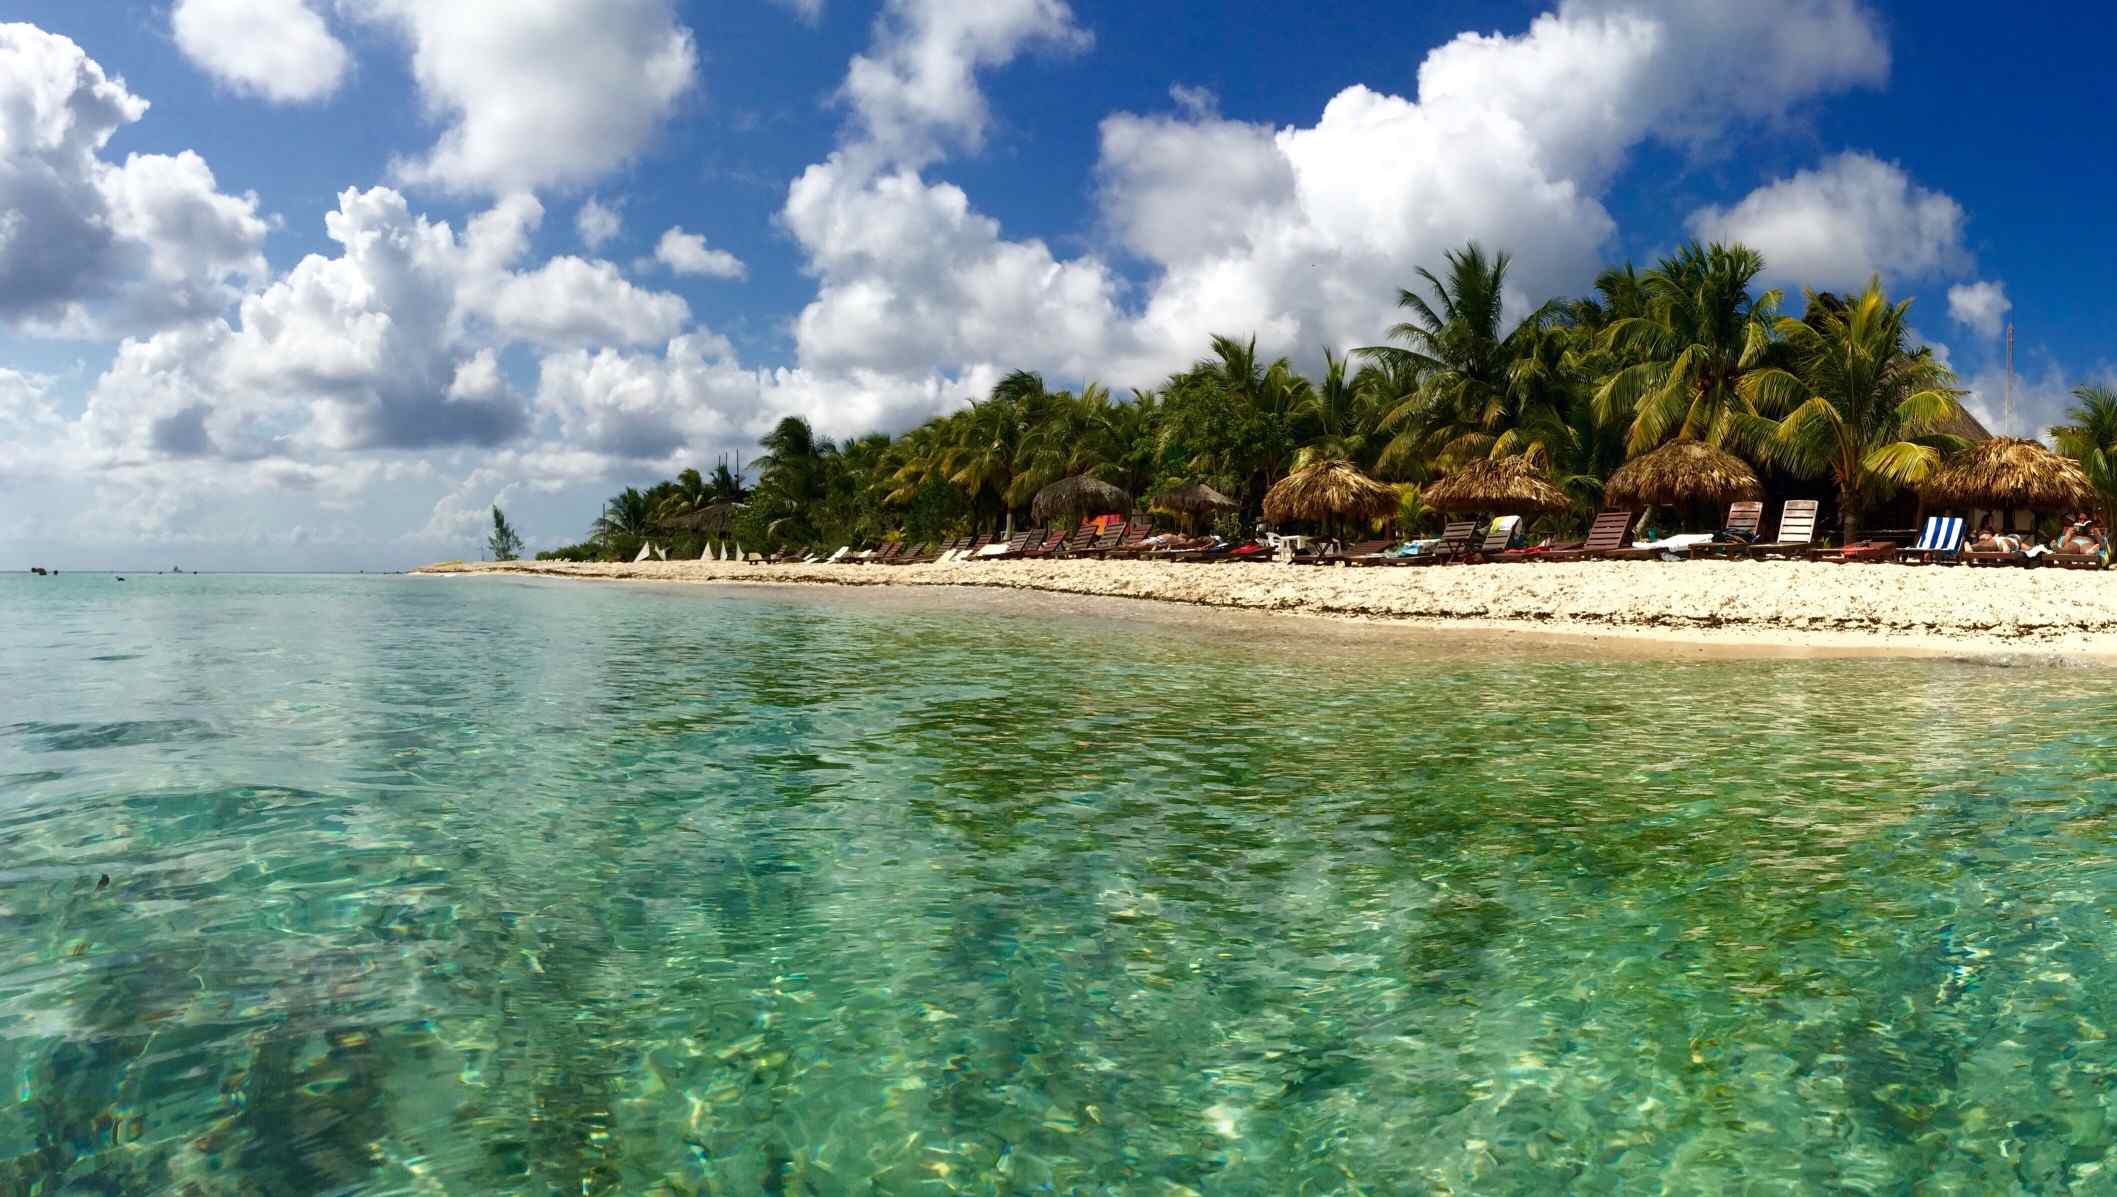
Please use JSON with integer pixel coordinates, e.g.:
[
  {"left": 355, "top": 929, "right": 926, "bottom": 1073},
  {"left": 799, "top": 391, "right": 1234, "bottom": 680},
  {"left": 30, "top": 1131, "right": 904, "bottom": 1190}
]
[{"left": 5, "top": 574, "right": 2117, "bottom": 1192}]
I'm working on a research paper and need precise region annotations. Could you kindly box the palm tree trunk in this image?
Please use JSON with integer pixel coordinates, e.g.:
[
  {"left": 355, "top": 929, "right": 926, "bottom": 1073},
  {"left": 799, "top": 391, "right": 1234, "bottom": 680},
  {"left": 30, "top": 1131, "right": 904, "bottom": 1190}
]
[{"left": 1839, "top": 483, "right": 1862, "bottom": 544}]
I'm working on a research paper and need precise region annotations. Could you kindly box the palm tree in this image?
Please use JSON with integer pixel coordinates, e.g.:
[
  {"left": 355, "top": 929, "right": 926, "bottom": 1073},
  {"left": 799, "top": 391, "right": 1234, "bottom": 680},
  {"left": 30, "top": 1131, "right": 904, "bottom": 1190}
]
[
  {"left": 706, "top": 460, "right": 747, "bottom": 503},
  {"left": 753, "top": 416, "right": 835, "bottom": 546},
  {"left": 1361, "top": 243, "right": 1565, "bottom": 477},
  {"left": 589, "top": 487, "right": 655, "bottom": 554},
  {"left": 1593, "top": 241, "right": 1784, "bottom": 456},
  {"left": 653, "top": 467, "right": 712, "bottom": 527},
  {"left": 1294, "top": 350, "right": 1381, "bottom": 470},
  {"left": 1740, "top": 280, "right": 1964, "bottom": 540},
  {"left": 2052, "top": 385, "right": 2117, "bottom": 532}
]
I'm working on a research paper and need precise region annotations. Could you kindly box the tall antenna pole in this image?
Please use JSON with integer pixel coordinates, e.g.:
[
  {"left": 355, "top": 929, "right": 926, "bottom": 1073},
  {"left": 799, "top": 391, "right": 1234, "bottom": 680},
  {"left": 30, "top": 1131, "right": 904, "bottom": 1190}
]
[{"left": 2005, "top": 323, "right": 2015, "bottom": 437}]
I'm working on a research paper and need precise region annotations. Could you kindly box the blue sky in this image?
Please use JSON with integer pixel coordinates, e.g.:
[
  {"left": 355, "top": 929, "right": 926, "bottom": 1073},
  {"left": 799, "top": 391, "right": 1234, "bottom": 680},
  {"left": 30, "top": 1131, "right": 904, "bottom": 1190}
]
[{"left": 0, "top": 0, "right": 2106, "bottom": 569}]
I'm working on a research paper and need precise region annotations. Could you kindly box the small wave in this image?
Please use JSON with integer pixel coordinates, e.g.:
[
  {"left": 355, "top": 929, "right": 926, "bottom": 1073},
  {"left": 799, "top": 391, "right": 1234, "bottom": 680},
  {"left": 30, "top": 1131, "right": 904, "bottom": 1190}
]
[{"left": 3, "top": 719, "right": 224, "bottom": 752}]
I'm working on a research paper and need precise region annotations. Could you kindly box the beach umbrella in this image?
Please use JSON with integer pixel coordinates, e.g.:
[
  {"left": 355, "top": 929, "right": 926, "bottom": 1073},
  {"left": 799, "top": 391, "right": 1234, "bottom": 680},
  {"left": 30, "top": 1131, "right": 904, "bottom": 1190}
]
[
  {"left": 1032, "top": 475, "right": 1133, "bottom": 523},
  {"left": 1263, "top": 459, "right": 1400, "bottom": 525},
  {"left": 1150, "top": 482, "right": 1239, "bottom": 517},
  {"left": 1150, "top": 481, "right": 1239, "bottom": 531},
  {"left": 1420, "top": 456, "right": 1571, "bottom": 515},
  {"left": 1602, "top": 439, "right": 1763, "bottom": 509},
  {"left": 1915, "top": 437, "right": 2097, "bottom": 513}
]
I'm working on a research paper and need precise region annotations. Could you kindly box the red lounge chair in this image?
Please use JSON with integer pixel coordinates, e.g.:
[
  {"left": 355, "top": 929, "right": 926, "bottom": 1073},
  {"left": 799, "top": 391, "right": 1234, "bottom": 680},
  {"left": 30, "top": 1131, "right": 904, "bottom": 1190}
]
[{"left": 1810, "top": 540, "right": 1899, "bottom": 564}]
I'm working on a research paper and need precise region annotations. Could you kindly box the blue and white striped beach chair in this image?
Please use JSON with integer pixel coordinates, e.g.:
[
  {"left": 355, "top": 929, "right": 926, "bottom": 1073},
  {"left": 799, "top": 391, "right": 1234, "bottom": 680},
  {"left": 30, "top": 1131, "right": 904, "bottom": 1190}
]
[{"left": 1901, "top": 515, "right": 1965, "bottom": 564}]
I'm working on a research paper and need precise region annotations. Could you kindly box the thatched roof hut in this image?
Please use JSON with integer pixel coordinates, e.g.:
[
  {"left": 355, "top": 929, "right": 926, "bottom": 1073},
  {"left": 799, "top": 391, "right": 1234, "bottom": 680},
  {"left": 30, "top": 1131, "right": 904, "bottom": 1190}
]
[
  {"left": 1150, "top": 482, "right": 1239, "bottom": 516},
  {"left": 1603, "top": 439, "right": 1762, "bottom": 509},
  {"left": 1032, "top": 475, "right": 1133, "bottom": 523},
  {"left": 1263, "top": 460, "right": 1400, "bottom": 525},
  {"left": 1421, "top": 457, "right": 1571, "bottom": 515},
  {"left": 663, "top": 501, "right": 747, "bottom": 534},
  {"left": 1916, "top": 438, "right": 2097, "bottom": 512}
]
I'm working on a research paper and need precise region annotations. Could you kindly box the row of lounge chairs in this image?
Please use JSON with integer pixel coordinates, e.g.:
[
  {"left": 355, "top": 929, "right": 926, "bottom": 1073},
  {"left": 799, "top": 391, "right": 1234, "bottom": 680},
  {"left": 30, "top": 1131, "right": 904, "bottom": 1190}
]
[{"left": 747, "top": 500, "right": 2106, "bottom": 570}]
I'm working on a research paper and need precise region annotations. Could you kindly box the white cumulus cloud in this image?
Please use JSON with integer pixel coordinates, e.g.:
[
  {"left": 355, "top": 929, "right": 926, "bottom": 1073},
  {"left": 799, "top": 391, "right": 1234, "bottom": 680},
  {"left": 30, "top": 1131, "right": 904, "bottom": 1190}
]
[
  {"left": 1948, "top": 279, "right": 2011, "bottom": 339},
  {"left": 346, "top": 0, "right": 699, "bottom": 194},
  {"left": 654, "top": 228, "right": 747, "bottom": 279},
  {"left": 171, "top": 0, "right": 350, "bottom": 104},
  {"left": 576, "top": 196, "right": 622, "bottom": 249},
  {"left": 0, "top": 23, "right": 271, "bottom": 336},
  {"left": 1686, "top": 152, "right": 1970, "bottom": 292}
]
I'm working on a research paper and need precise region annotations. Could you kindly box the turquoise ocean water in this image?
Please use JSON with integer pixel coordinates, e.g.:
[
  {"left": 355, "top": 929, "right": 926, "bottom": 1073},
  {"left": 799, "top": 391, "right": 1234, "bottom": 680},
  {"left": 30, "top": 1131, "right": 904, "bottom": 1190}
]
[{"left": 6, "top": 572, "right": 2117, "bottom": 1193}]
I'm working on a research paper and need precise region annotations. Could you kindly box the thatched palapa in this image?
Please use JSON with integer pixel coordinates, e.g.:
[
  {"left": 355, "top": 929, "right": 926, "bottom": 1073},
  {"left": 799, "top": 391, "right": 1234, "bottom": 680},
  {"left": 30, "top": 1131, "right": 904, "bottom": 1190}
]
[
  {"left": 1916, "top": 437, "right": 2096, "bottom": 513},
  {"left": 1603, "top": 439, "right": 1762, "bottom": 509},
  {"left": 1150, "top": 482, "right": 1239, "bottom": 516},
  {"left": 1032, "top": 475, "right": 1133, "bottom": 523},
  {"left": 664, "top": 501, "right": 747, "bottom": 534},
  {"left": 1421, "top": 457, "right": 1571, "bottom": 515},
  {"left": 1263, "top": 459, "right": 1398, "bottom": 524}
]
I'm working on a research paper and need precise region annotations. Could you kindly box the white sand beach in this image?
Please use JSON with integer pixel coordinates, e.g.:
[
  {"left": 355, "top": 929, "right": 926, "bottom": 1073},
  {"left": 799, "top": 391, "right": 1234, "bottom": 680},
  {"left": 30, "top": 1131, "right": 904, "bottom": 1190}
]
[{"left": 416, "top": 556, "right": 2117, "bottom": 660}]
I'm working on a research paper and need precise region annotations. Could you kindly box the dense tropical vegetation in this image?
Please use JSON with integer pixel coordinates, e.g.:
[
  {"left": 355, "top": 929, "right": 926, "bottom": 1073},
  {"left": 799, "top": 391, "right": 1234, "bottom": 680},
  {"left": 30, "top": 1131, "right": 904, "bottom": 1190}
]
[{"left": 537, "top": 237, "right": 2097, "bottom": 562}]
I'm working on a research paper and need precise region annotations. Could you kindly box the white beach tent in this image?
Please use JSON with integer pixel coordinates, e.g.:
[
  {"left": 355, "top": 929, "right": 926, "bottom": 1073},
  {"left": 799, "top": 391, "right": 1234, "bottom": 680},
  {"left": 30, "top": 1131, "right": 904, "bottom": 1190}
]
[
  {"left": 654, "top": 544, "right": 668, "bottom": 561},
  {"left": 633, "top": 541, "right": 655, "bottom": 563}
]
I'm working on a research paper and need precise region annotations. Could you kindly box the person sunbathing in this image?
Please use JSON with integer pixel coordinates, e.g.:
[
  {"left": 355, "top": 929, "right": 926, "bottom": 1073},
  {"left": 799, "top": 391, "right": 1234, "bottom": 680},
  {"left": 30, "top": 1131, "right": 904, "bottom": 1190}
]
[{"left": 1971, "top": 521, "right": 2026, "bottom": 554}]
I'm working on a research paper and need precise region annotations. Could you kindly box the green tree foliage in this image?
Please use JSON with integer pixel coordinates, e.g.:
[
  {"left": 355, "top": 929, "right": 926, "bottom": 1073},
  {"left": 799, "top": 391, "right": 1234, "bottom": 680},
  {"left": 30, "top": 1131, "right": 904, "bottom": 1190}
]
[
  {"left": 2052, "top": 385, "right": 2117, "bottom": 531},
  {"left": 561, "top": 239, "right": 2016, "bottom": 558},
  {"left": 488, "top": 505, "right": 525, "bottom": 561},
  {"left": 1742, "top": 280, "right": 1965, "bottom": 539}
]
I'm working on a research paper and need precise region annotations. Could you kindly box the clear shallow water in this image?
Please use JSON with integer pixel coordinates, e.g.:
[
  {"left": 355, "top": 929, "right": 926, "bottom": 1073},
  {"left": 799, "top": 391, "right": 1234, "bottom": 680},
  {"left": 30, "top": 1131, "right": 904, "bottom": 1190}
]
[{"left": 6, "top": 575, "right": 2117, "bottom": 1193}]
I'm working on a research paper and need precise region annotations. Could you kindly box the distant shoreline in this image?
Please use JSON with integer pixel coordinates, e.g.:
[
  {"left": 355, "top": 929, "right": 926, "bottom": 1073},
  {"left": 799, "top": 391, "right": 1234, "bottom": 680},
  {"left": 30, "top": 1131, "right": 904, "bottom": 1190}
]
[{"left": 415, "top": 557, "right": 2117, "bottom": 663}]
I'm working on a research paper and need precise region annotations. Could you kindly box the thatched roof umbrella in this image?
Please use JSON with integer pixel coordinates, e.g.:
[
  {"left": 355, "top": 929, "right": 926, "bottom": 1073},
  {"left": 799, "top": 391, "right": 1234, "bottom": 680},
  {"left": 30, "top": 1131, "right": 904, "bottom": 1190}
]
[
  {"left": 1150, "top": 481, "right": 1238, "bottom": 531},
  {"left": 1263, "top": 459, "right": 1399, "bottom": 527},
  {"left": 1915, "top": 438, "right": 2096, "bottom": 513},
  {"left": 1150, "top": 482, "right": 1238, "bottom": 517},
  {"left": 1420, "top": 457, "right": 1571, "bottom": 516},
  {"left": 1603, "top": 439, "right": 1762, "bottom": 510},
  {"left": 664, "top": 501, "right": 747, "bottom": 534},
  {"left": 1032, "top": 475, "right": 1132, "bottom": 524}
]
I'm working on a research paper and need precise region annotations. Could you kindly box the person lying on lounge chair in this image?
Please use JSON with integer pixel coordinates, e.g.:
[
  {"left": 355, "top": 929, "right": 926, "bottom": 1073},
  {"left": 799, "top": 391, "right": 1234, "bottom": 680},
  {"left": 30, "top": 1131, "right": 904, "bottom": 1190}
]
[
  {"left": 2057, "top": 514, "right": 2101, "bottom": 555},
  {"left": 1971, "top": 520, "right": 2024, "bottom": 554}
]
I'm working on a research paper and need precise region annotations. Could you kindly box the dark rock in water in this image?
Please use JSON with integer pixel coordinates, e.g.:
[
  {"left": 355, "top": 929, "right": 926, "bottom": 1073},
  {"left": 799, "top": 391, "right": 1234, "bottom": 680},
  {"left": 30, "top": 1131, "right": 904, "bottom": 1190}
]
[{"left": 96, "top": 875, "right": 109, "bottom": 891}]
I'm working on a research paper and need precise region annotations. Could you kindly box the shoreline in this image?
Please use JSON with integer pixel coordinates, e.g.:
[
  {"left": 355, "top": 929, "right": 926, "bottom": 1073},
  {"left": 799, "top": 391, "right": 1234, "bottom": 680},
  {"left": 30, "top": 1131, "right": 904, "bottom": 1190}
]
[{"left": 415, "top": 557, "right": 2117, "bottom": 663}]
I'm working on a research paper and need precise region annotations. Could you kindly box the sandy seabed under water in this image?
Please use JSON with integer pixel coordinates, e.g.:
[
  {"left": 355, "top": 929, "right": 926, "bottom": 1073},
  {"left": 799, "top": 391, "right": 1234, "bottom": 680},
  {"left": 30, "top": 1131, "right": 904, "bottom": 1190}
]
[{"left": 415, "top": 555, "right": 2117, "bottom": 662}]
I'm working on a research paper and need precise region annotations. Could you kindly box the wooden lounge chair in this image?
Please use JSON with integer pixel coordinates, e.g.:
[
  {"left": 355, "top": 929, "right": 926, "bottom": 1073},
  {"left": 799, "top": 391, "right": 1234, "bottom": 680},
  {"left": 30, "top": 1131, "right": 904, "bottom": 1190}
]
[
  {"left": 1897, "top": 516, "right": 1965, "bottom": 565},
  {"left": 975, "top": 529, "right": 1036, "bottom": 561},
  {"left": 1692, "top": 501, "right": 1766, "bottom": 558},
  {"left": 1395, "top": 519, "right": 1481, "bottom": 566},
  {"left": 1810, "top": 540, "right": 1899, "bottom": 564},
  {"left": 2051, "top": 545, "right": 2110, "bottom": 570},
  {"left": 1455, "top": 516, "right": 1520, "bottom": 563},
  {"left": 1961, "top": 542, "right": 2038, "bottom": 567},
  {"left": 1541, "top": 511, "right": 1638, "bottom": 562},
  {"left": 1748, "top": 501, "right": 1820, "bottom": 559},
  {"left": 1017, "top": 528, "right": 1066, "bottom": 558},
  {"left": 1320, "top": 538, "right": 1396, "bottom": 566},
  {"left": 1076, "top": 520, "right": 1131, "bottom": 558},
  {"left": 1055, "top": 524, "right": 1099, "bottom": 556}
]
